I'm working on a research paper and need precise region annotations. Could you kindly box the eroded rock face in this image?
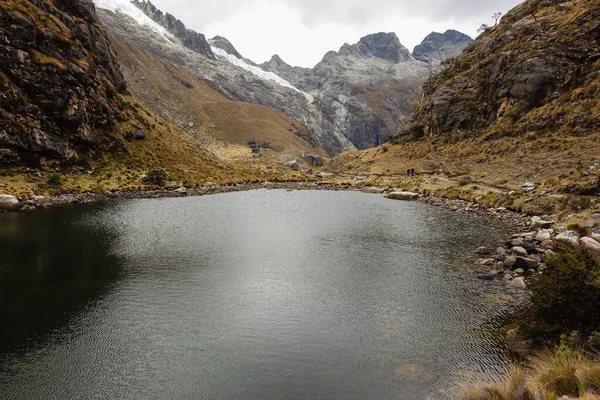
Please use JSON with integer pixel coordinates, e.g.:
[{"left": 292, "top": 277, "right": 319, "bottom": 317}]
[
  {"left": 401, "top": 0, "right": 600, "bottom": 141},
  {"left": 0, "top": 0, "right": 128, "bottom": 165},
  {"left": 132, "top": 0, "right": 214, "bottom": 59}
]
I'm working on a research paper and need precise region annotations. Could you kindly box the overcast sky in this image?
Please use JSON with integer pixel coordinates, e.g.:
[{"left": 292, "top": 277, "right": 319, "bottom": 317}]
[{"left": 148, "top": 0, "right": 523, "bottom": 67}]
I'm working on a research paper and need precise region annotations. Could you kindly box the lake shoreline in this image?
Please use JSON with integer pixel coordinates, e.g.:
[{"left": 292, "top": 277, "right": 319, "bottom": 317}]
[{"left": 2, "top": 180, "right": 532, "bottom": 230}]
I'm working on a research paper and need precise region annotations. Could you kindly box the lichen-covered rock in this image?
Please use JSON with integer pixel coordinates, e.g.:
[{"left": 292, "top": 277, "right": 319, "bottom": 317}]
[
  {"left": 399, "top": 0, "right": 600, "bottom": 142},
  {"left": 0, "top": 0, "right": 129, "bottom": 166}
]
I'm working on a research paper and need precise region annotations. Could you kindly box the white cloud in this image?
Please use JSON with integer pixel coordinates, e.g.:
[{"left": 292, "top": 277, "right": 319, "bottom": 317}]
[{"left": 147, "top": 0, "right": 524, "bottom": 67}]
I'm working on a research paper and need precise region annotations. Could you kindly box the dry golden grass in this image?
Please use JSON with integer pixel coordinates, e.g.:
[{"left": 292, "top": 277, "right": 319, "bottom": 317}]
[{"left": 464, "top": 350, "right": 600, "bottom": 400}]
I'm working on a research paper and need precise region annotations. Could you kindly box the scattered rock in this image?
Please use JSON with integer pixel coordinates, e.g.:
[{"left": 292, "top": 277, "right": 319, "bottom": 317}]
[
  {"left": 512, "top": 246, "right": 528, "bottom": 257},
  {"left": 288, "top": 160, "right": 300, "bottom": 171},
  {"left": 0, "top": 194, "right": 23, "bottom": 211},
  {"left": 477, "top": 274, "right": 495, "bottom": 281},
  {"left": 514, "top": 257, "right": 540, "bottom": 270},
  {"left": 506, "top": 328, "right": 531, "bottom": 357},
  {"left": 509, "top": 277, "right": 527, "bottom": 289},
  {"left": 204, "top": 182, "right": 217, "bottom": 189},
  {"left": 363, "top": 187, "right": 385, "bottom": 194},
  {"left": 535, "top": 229, "right": 553, "bottom": 242},
  {"left": 555, "top": 231, "right": 581, "bottom": 247},
  {"left": 530, "top": 216, "right": 554, "bottom": 230},
  {"left": 581, "top": 237, "right": 600, "bottom": 254},
  {"left": 504, "top": 256, "right": 517, "bottom": 269},
  {"left": 175, "top": 187, "right": 188, "bottom": 194},
  {"left": 386, "top": 191, "right": 420, "bottom": 201}
]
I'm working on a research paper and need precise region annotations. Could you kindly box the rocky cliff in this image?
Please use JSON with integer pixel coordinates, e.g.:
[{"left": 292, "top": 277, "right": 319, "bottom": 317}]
[
  {"left": 0, "top": 0, "right": 129, "bottom": 166},
  {"left": 259, "top": 32, "right": 472, "bottom": 150},
  {"left": 400, "top": 0, "right": 600, "bottom": 142},
  {"left": 131, "top": 0, "right": 215, "bottom": 59}
]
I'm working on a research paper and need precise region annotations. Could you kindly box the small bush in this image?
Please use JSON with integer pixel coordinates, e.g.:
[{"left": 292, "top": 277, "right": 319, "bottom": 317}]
[
  {"left": 525, "top": 248, "right": 600, "bottom": 339},
  {"left": 142, "top": 168, "right": 168, "bottom": 186},
  {"left": 47, "top": 174, "right": 62, "bottom": 187},
  {"left": 567, "top": 223, "right": 593, "bottom": 238},
  {"left": 459, "top": 176, "right": 472, "bottom": 186}
]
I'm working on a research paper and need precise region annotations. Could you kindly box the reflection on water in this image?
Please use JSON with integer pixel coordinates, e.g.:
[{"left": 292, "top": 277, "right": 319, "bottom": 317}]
[{"left": 0, "top": 190, "right": 518, "bottom": 399}]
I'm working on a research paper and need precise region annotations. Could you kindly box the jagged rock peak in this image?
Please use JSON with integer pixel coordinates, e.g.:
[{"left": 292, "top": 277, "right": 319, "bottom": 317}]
[
  {"left": 131, "top": 0, "right": 215, "bottom": 59},
  {"left": 412, "top": 29, "right": 473, "bottom": 63},
  {"left": 351, "top": 32, "right": 414, "bottom": 63},
  {"left": 209, "top": 35, "right": 242, "bottom": 59}
]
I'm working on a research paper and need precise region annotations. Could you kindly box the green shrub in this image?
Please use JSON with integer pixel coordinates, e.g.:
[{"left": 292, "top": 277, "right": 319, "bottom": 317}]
[
  {"left": 458, "top": 176, "right": 472, "bottom": 186},
  {"left": 47, "top": 174, "right": 62, "bottom": 187},
  {"left": 525, "top": 248, "right": 600, "bottom": 339},
  {"left": 142, "top": 168, "right": 168, "bottom": 186}
]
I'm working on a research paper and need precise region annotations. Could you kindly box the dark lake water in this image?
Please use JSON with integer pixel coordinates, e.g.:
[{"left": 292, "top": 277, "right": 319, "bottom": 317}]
[{"left": 0, "top": 190, "right": 519, "bottom": 399}]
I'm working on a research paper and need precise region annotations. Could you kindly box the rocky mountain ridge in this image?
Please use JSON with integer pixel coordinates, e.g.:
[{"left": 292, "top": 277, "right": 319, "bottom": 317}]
[{"left": 101, "top": 0, "right": 472, "bottom": 153}]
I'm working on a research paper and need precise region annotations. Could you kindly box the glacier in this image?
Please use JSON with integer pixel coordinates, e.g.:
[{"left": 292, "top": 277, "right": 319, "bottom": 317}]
[{"left": 210, "top": 47, "right": 314, "bottom": 104}]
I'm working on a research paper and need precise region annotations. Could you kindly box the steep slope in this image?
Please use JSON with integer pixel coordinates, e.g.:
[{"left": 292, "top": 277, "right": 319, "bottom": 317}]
[
  {"left": 95, "top": 1, "right": 355, "bottom": 155},
  {"left": 259, "top": 32, "right": 474, "bottom": 150},
  {"left": 100, "top": 0, "right": 472, "bottom": 154},
  {"left": 336, "top": 0, "right": 600, "bottom": 209},
  {"left": 403, "top": 0, "right": 600, "bottom": 141},
  {"left": 108, "top": 36, "right": 326, "bottom": 162},
  {"left": 0, "top": 0, "right": 128, "bottom": 166},
  {"left": 0, "top": 0, "right": 269, "bottom": 197}
]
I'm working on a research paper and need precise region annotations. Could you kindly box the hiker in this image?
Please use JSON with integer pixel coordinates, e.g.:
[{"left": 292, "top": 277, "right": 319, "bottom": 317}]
[
  {"left": 411, "top": 168, "right": 415, "bottom": 176},
  {"left": 407, "top": 169, "right": 411, "bottom": 176}
]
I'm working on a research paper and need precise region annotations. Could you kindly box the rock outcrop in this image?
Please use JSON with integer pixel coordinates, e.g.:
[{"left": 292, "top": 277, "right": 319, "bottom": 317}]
[
  {"left": 399, "top": 0, "right": 600, "bottom": 142},
  {"left": 131, "top": 0, "right": 215, "bottom": 59},
  {"left": 0, "top": 0, "right": 129, "bottom": 166}
]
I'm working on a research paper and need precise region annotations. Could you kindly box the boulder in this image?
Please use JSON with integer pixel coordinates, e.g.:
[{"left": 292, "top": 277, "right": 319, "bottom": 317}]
[
  {"left": 530, "top": 216, "right": 554, "bottom": 230},
  {"left": 204, "top": 182, "right": 217, "bottom": 189},
  {"left": 477, "top": 258, "right": 496, "bottom": 266},
  {"left": 592, "top": 233, "right": 600, "bottom": 244},
  {"left": 0, "top": 194, "right": 23, "bottom": 211},
  {"left": 506, "top": 328, "right": 531, "bottom": 357},
  {"left": 288, "top": 160, "right": 300, "bottom": 170},
  {"left": 581, "top": 237, "right": 600, "bottom": 254},
  {"left": 386, "top": 191, "right": 419, "bottom": 201},
  {"left": 535, "top": 230, "right": 553, "bottom": 242},
  {"left": 512, "top": 246, "right": 528, "bottom": 257},
  {"left": 514, "top": 257, "right": 540, "bottom": 270},
  {"left": 509, "top": 277, "right": 527, "bottom": 289},
  {"left": 363, "top": 187, "right": 385, "bottom": 194},
  {"left": 555, "top": 231, "right": 581, "bottom": 247},
  {"left": 503, "top": 256, "right": 517, "bottom": 269},
  {"left": 175, "top": 187, "right": 188, "bottom": 194}
]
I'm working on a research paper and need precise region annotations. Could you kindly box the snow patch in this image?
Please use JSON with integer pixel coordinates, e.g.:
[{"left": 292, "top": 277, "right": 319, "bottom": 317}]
[
  {"left": 93, "top": 0, "right": 174, "bottom": 43},
  {"left": 211, "top": 46, "right": 314, "bottom": 103}
]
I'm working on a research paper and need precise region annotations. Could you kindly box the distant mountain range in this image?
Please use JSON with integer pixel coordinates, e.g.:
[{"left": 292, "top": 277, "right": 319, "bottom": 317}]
[{"left": 98, "top": 0, "right": 472, "bottom": 155}]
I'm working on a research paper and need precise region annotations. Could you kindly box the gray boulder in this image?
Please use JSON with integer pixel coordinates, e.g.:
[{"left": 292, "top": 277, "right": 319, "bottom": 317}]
[
  {"left": 514, "top": 257, "right": 540, "bottom": 270},
  {"left": 508, "top": 277, "right": 527, "bottom": 289},
  {"left": 386, "top": 191, "right": 420, "bottom": 201},
  {"left": 556, "top": 231, "right": 581, "bottom": 247},
  {"left": 512, "top": 246, "right": 528, "bottom": 257},
  {"left": 581, "top": 237, "right": 600, "bottom": 254},
  {"left": 0, "top": 194, "right": 24, "bottom": 211}
]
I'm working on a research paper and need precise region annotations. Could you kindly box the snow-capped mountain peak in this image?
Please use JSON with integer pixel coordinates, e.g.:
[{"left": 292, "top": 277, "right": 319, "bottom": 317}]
[
  {"left": 210, "top": 46, "right": 314, "bottom": 103},
  {"left": 93, "top": 0, "right": 174, "bottom": 43}
]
